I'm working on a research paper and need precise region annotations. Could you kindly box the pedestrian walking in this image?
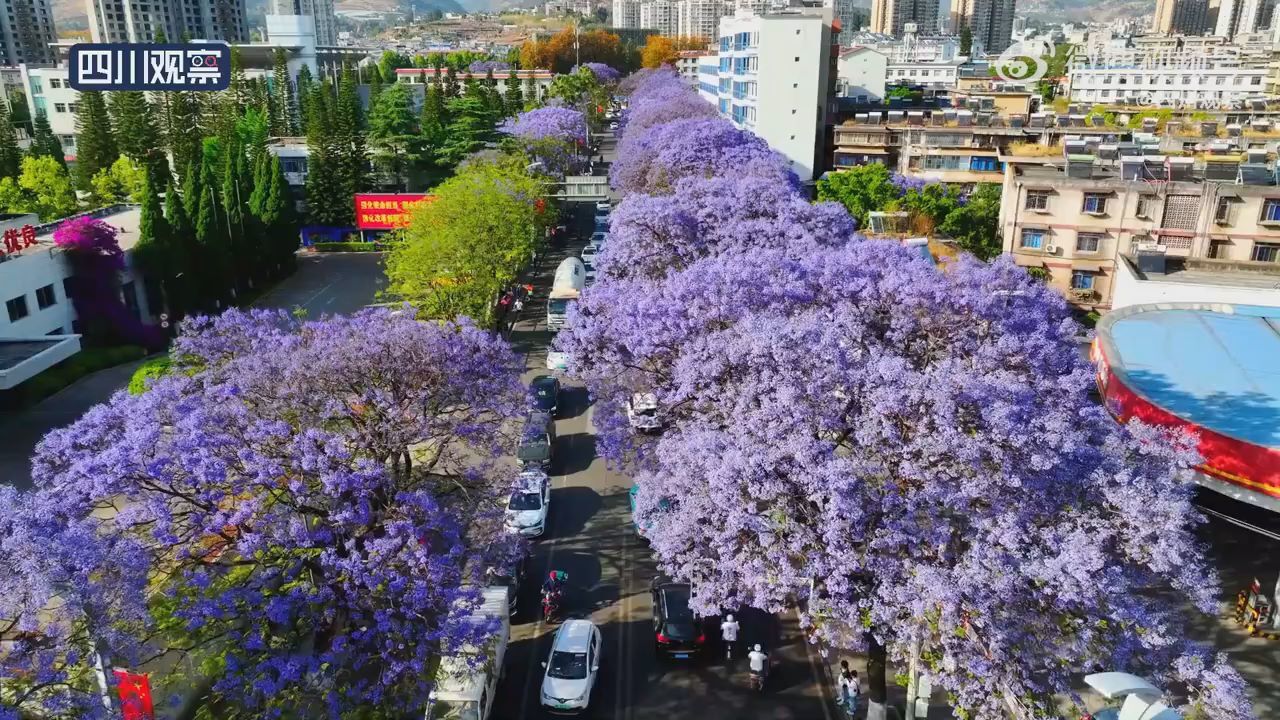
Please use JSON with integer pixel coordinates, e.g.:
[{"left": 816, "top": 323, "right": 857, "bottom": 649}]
[{"left": 836, "top": 662, "right": 860, "bottom": 717}]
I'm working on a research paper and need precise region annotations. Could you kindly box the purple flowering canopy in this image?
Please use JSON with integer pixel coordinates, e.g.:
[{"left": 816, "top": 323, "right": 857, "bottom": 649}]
[
  {"left": 499, "top": 106, "right": 588, "bottom": 178},
  {"left": 552, "top": 68, "right": 1258, "bottom": 719},
  {"left": 610, "top": 117, "right": 798, "bottom": 195},
  {"left": 572, "top": 62, "right": 621, "bottom": 83},
  {"left": 615, "top": 68, "right": 716, "bottom": 138},
  {"left": 12, "top": 308, "right": 527, "bottom": 717}
]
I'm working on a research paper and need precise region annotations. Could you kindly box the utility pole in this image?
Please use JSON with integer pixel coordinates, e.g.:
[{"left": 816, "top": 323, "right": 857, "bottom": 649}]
[{"left": 574, "top": 22, "right": 581, "bottom": 68}]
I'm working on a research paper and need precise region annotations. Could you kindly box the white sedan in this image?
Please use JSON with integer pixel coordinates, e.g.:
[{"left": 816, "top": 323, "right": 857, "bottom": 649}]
[
  {"left": 505, "top": 469, "right": 551, "bottom": 537},
  {"left": 540, "top": 619, "right": 602, "bottom": 714},
  {"left": 546, "top": 351, "right": 570, "bottom": 371},
  {"left": 580, "top": 244, "right": 601, "bottom": 265}
]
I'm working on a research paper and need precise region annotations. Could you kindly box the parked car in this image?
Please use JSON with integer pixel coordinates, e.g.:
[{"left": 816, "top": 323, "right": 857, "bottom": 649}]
[
  {"left": 530, "top": 374, "right": 561, "bottom": 416},
  {"left": 651, "top": 577, "right": 707, "bottom": 661},
  {"left": 546, "top": 351, "right": 570, "bottom": 371},
  {"left": 594, "top": 217, "right": 610, "bottom": 233},
  {"left": 580, "top": 244, "right": 600, "bottom": 265},
  {"left": 595, "top": 201, "right": 611, "bottom": 213},
  {"left": 540, "top": 619, "right": 603, "bottom": 714},
  {"left": 517, "top": 411, "right": 556, "bottom": 470},
  {"left": 590, "top": 231, "right": 608, "bottom": 246},
  {"left": 1083, "top": 672, "right": 1183, "bottom": 720},
  {"left": 487, "top": 554, "right": 528, "bottom": 616},
  {"left": 626, "top": 393, "right": 661, "bottom": 433},
  {"left": 506, "top": 469, "right": 552, "bottom": 538}
]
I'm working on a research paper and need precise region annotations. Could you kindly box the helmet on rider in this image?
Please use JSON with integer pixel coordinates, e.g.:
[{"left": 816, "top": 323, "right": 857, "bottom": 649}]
[{"left": 549, "top": 571, "right": 558, "bottom": 581}]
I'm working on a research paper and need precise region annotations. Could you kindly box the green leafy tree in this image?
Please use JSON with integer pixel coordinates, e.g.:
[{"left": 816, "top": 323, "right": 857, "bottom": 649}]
[
  {"left": 815, "top": 164, "right": 902, "bottom": 230},
  {"left": 108, "top": 91, "right": 169, "bottom": 185},
  {"left": 368, "top": 67, "right": 384, "bottom": 105},
  {"left": 939, "top": 184, "right": 1003, "bottom": 260},
  {"left": 384, "top": 151, "right": 554, "bottom": 324},
  {"left": 7, "top": 87, "right": 30, "bottom": 127},
  {"left": 263, "top": 155, "right": 299, "bottom": 274},
  {"left": 163, "top": 89, "right": 203, "bottom": 182},
  {"left": 89, "top": 155, "right": 146, "bottom": 206},
  {"left": 304, "top": 80, "right": 348, "bottom": 226},
  {"left": 28, "top": 112, "right": 64, "bottom": 168},
  {"left": 443, "top": 66, "right": 460, "bottom": 98},
  {"left": 378, "top": 50, "right": 412, "bottom": 82},
  {"left": 74, "top": 91, "right": 118, "bottom": 190},
  {"left": 0, "top": 98, "right": 21, "bottom": 179},
  {"left": 367, "top": 83, "right": 423, "bottom": 190},
  {"left": 2, "top": 155, "right": 79, "bottom": 219},
  {"left": 270, "top": 48, "right": 296, "bottom": 136},
  {"left": 437, "top": 94, "right": 495, "bottom": 167}
]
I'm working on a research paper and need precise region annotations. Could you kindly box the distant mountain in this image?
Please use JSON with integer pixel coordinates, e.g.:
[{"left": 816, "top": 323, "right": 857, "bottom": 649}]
[{"left": 1017, "top": 0, "right": 1153, "bottom": 23}]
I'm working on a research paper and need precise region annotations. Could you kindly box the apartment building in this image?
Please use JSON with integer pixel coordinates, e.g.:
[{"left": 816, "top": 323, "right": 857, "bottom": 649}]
[
  {"left": 271, "top": 0, "right": 336, "bottom": 45},
  {"left": 836, "top": 46, "right": 886, "bottom": 102},
  {"left": 1152, "top": 0, "right": 1212, "bottom": 35},
  {"left": 639, "top": 0, "right": 678, "bottom": 34},
  {"left": 869, "top": 0, "right": 937, "bottom": 36},
  {"left": 0, "top": 0, "right": 57, "bottom": 66},
  {"left": 85, "top": 0, "right": 249, "bottom": 43},
  {"left": 998, "top": 149, "right": 1280, "bottom": 310},
  {"left": 951, "top": 0, "right": 1014, "bottom": 54},
  {"left": 1068, "top": 43, "right": 1270, "bottom": 108},
  {"left": 613, "top": 0, "right": 641, "bottom": 28},
  {"left": 677, "top": 0, "right": 729, "bottom": 38},
  {"left": 697, "top": 7, "right": 837, "bottom": 182},
  {"left": 676, "top": 49, "right": 716, "bottom": 86}
]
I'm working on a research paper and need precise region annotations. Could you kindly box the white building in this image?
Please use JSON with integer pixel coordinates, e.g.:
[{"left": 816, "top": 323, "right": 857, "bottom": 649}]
[
  {"left": 836, "top": 46, "right": 886, "bottom": 102},
  {"left": 1112, "top": 254, "right": 1280, "bottom": 310},
  {"left": 18, "top": 65, "right": 77, "bottom": 158},
  {"left": 271, "top": 0, "right": 336, "bottom": 46},
  {"left": 639, "top": 0, "right": 678, "bottom": 35},
  {"left": 885, "top": 58, "right": 962, "bottom": 89},
  {"left": 676, "top": 0, "right": 731, "bottom": 38},
  {"left": 1067, "top": 43, "right": 1270, "bottom": 108},
  {"left": 697, "top": 7, "right": 836, "bottom": 182},
  {"left": 613, "top": 0, "right": 641, "bottom": 28},
  {"left": 676, "top": 49, "right": 716, "bottom": 86},
  {"left": 0, "top": 205, "right": 154, "bottom": 390},
  {"left": 84, "top": 0, "right": 249, "bottom": 43},
  {"left": 0, "top": 0, "right": 57, "bottom": 66}
]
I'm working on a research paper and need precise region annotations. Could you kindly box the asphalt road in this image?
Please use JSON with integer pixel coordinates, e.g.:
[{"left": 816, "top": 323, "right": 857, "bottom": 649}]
[
  {"left": 252, "top": 252, "right": 388, "bottom": 316},
  {"left": 490, "top": 201, "right": 838, "bottom": 720}
]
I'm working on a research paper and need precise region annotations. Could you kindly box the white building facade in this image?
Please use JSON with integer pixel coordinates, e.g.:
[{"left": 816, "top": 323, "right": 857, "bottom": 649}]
[
  {"left": 639, "top": 0, "right": 678, "bottom": 35},
  {"left": 271, "top": 0, "right": 336, "bottom": 45},
  {"left": 1067, "top": 45, "right": 1270, "bottom": 108},
  {"left": 836, "top": 46, "right": 886, "bottom": 102},
  {"left": 612, "top": 0, "right": 641, "bottom": 28},
  {"left": 697, "top": 8, "right": 835, "bottom": 182}
]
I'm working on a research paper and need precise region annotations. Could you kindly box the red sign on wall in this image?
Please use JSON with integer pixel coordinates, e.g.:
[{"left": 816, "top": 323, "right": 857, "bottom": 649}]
[
  {"left": 114, "top": 670, "right": 155, "bottom": 720},
  {"left": 0, "top": 224, "right": 38, "bottom": 256},
  {"left": 354, "top": 194, "right": 435, "bottom": 230}
]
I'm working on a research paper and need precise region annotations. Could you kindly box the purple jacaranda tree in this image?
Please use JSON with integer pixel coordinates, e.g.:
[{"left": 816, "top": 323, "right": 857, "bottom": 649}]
[
  {"left": 1, "top": 486, "right": 151, "bottom": 720},
  {"left": 468, "top": 60, "right": 511, "bottom": 74},
  {"left": 499, "top": 106, "right": 588, "bottom": 178},
  {"left": 610, "top": 117, "right": 797, "bottom": 195},
  {"left": 20, "top": 308, "right": 527, "bottom": 717},
  {"left": 595, "top": 174, "right": 853, "bottom": 283},
  {"left": 559, "top": 237, "right": 1253, "bottom": 719},
  {"left": 53, "top": 216, "right": 163, "bottom": 349},
  {"left": 572, "top": 62, "right": 621, "bottom": 83},
  {"left": 615, "top": 70, "right": 716, "bottom": 139}
]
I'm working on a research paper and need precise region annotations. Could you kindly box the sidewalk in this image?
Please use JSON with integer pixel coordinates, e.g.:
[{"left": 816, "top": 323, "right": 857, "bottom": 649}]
[{"left": 0, "top": 358, "right": 147, "bottom": 491}]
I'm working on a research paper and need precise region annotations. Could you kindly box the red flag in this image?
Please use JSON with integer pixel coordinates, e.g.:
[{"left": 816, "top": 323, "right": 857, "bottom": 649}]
[{"left": 114, "top": 670, "right": 155, "bottom": 720}]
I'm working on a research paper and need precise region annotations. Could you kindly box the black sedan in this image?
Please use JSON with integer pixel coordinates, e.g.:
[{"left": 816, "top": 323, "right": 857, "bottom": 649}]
[
  {"left": 651, "top": 577, "right": 707, "bottom": 661},
  {"left": 530, "top": 375, "right": 561, "bottom": 416}
]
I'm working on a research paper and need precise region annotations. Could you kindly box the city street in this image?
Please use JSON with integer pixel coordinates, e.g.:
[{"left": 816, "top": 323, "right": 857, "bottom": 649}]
[{"left": 490, "top": 202, "right": 839, "bottom": 720}]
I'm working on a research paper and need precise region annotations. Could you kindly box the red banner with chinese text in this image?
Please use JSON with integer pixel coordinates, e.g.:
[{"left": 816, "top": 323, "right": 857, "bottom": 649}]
[
  {"left": 354, "top": 194, "right": 435, "bottom": 230},
  {"left": 114, "top": 670, "right": 155, "bottom": 720}
]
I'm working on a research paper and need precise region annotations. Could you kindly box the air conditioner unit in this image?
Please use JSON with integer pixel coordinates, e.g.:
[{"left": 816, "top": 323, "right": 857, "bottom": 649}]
[{"left": 1044, "top": 244, "right": 1059, "bottom": 254}]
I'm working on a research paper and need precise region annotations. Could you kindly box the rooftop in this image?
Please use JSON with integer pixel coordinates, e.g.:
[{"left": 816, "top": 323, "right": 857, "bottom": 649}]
[
  {"left": 0, "top": 204, "right": 142, "bottom": 264},
  {"left": 0, "top": 340, "right": 59, "bottom": 371},
  {"left": 1104, "top": 305, "right": 1280, "bottom": 450},
  {"left": 1122, "top": 255, "right": 1280, "bottom": 292}
]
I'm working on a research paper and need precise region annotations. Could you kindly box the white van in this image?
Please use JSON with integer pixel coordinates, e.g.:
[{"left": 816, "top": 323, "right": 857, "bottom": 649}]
[
  {"left": 426, "top": 587, "right": 510, "bottom": 720},
  {"left": 547, "top": 257, "right": 586, "bottom": 331}
]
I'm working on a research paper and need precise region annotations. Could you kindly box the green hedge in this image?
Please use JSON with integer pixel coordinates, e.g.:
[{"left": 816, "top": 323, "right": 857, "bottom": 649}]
[
  {"left": 312, "top": 242, "right": 384, "bottom": 253},
  {"left": 4, "top": 345, "right": 147, "bottom": 409},
  {"left": 128, "top": 355, "right": 174, "bottom": 395}
]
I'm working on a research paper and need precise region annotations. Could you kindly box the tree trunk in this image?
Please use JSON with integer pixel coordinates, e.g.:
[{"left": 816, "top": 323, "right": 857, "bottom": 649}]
[{"left": 866, "top": 631, "right": 890, "bottom": 720}]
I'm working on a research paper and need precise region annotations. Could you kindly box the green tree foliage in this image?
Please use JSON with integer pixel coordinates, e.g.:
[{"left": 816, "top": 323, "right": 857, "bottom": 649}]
[
  {"left": 939, "top": 184, "right": 1003, "bottom": 261},
  {"left": 368, "top": 67, "right": 384, "bottom": 105},
  {"left": 295, "top": 63, "right": 314, "bottom": 125},
  {"left": 378, "top": 50, "right": 413, "bottom": 82},
  {"left": 262, "top": 155, "right": 299, "bottom": 274},
  {"left": 304, "top": 80, "right": 349, "bottom": 226},
  {"left": 0, "top": 155, "right": 79, "bottom": 220},
  {"left": 421, "top": 82, "right": 448, "bottom": 153},
  {"left": 107, "top": 91, "right": 161, "bottom": 163},
  {"left": 443, "top": 66, "right": 460, "bottom": 98},
  {"left": 546, "top": 67, "right": 610, "bottom": 129},
  {"left": 437, "top": 94, "right": 495, "bottom": 167},
  {"left": 0, "top": 98, "right": 21, "bottom": 179},
  {"left": 959, "top": 24, "right": 972, "bottom": 56},
  {"left": 132, "top": 171, "right": 174, "bottom": 316},
  {"left": 7, "top": 87, "right": 30, "bottom": 127},
  {"left": 163, "top": 178, "right": 196, "bottom": 316},
  {"left": 367, "top": 83, "right": 424, "bottom": 190},
  {"left": 89, "top": 155, "right": 146, "bottom": 206},
  {"left": 74, "top": 91, "right": 118, "bottom": 190},
  {"left": 815, "top": 164, "right": 901, "bottom": 230},
  {"left": 384, "top": 152, "right": 554, "bottom": 324},
  {"left": 28, "top": 113, "right": 64, "bottom": 168},
  {"left": 194, "top": 152, "right": 229, "bottom": 306},
  {"left": 162, "top": 89, "right": 203, "bottom": 182},
  {"left": 504, "top": 68, "right": 523, "bottom": 116},
  {"left": 270, "top": 48, "right": 296, "bottom": 136},
  {"left": 336, "top": 65, "right": 367, "bottom": 211}
]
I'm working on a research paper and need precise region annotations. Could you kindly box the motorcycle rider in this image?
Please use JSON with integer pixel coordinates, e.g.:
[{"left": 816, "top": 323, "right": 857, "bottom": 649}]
[
  {"left": 542, "top": 571, "right": 565, "bottom": 619},
  {"left": 721, "top": 614, "right": 740, "bottom": 660},
  {"left": 748, "top": 644, "right": 769, "bottom": 689}
]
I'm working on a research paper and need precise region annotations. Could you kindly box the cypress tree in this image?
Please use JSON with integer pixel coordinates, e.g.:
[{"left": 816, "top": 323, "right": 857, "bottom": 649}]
[
  {"left": 304, "top": 80, "right": 344, "bottom": 226},
  {"left": 181, "top": 156, "right": 201, "bottom": 224},
  {"left": 263, "top": 154, "right": 298, "bottom": 274},
  {"left": 270, "top": 49, "right": 295, "bottom": 136},
  {"left": 504, "top": 68, "right": 523, "bottom": 116},
  {"left": 166, "top": 178, "right": 192, "bottom": 240},
  {"left": 484, "top": 67, "right": 497, "bottom": 91},
  {"left": 443, "top": 66, "right": 459, "bottom": 99},
  {"left": 29, "top": 113, "right": 64, "bottom": 168},
  {"left": 368, "top": 67, "right": 384, "bottom": 106},
  {"left": 73, "top": 91, "right": 118, "bottom": 189},
  {"left": 109, "top": 91, "right": 168, "bottom": 185},
  {"left": 164, "top": 89, "right": 202, "bottom": 183},
  {"left": 0, "top": 99, "right": 21, "bottom": 179},
  {"left": 249, "top": 149, "right": 269, "bottom": 218},
  {"left": 336, "top": 65, "right": 366, "bottom": 213},
  {"left": 164, "top": 178, "right": 196, "bottom": 313},
  {"left": 295, "top": 63, "right": 314, "bottom": 125},
  {"left": 133, "top": 171, "right": 172, "bottom": 316}
]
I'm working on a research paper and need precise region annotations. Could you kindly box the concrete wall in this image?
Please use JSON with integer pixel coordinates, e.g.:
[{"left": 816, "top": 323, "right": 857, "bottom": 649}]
[
  {"left": 1112, "top": 256, "right": 1280, "bottom": 310},
  {"left": 837, "top": 49, "right": 886, "bottom": 102}
]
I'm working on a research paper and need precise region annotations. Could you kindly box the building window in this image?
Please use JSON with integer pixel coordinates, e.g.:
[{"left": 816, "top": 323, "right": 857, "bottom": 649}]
[
  {"left": 1135, "top": 195, "right": 1154, "bottom": 218},
  {"left": 970, "top": 156, "right": 1000, "bottom": 172},
  {"left": 68, "top": 103, "right": 78, "bottom": 113},
  {"left": 35, "top": 284, "right": 56, "bottom": 309},
  {"left": 48, "top": 78, "right": 60, "bottom": 88},
  {"left": 1260, "top": 199, "right": 1280, "bottom": 223},
  {"left": 1082, "top": 194, "right": 1108, "bottom": 214},
  {"left": 1070, "top": 270, "right": 1095, "bottom": 290},
  {"left": 53, "top": 102, "right": 66, "bottom": 113},
  {"left": 6, "top": 295, "right": 29, "bottom": 322},
  {"left": 1208, "top": 239, "right": 1232, "bottom": 259},
  {"left": 1252, "top": 242, "right": 1280, "bottom": 262},
  {"left": 1025, "top": 191, "right": 1050, "bottom": 211},
  {"left": 1019, "top": 229, "right": 1045, "bottom": 249},
  {"left": 1215, "top": 197, "right": 1235, "bottom": 224},
  {"left": 1075, "top": 233, "right": 1102, "bottom": 253}
]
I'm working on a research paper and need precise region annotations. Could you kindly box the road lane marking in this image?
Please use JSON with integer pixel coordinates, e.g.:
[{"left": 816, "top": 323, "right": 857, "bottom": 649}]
[{"left": 516, "top": 461, "right": 567, "bottom": 719}]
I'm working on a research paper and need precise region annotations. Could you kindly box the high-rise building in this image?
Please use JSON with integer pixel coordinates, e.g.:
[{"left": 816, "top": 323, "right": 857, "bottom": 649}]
[
  {"left": 272, "top": 0, "right": 336, "bottom": 45},
  {"left": 1168, "top": 0, "right": 1212, "bottom": 34},
  {"left": 955, "top": 0, "right": 1015, "bottom": 54},
  {"left": 0, "top": 0, "right": 57, "bottom": 65},
  {"left": 676, "top": 0, "right": 732, "bottom": 38},
  {"left": 639, "top": 0, "right": 678, "bottom": 35},
  {"left": 696, "top": 7, "right": 837, "bottom": 181},
  {"left": 870, "top": 0, "right": 937, "bottom": 36},
  {"left": 613, "top": 0, "right": 641, "bottom": 28},
  {"left": 84, "top": 0, "right": 248, "bottom": 43},
  {"left": 1215, "top": 0, "right": 1264, "bottom": 37},
  {"left": 823, "top": 0, "right": 860, "bottom": 36}
]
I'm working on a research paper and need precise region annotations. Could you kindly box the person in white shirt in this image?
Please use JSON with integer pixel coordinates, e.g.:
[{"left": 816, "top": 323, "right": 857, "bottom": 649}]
[
  {"left": 721, "top": 614, "right": 740, "bottom": 659},
  {"left": 748, "top": 644, "right": 768, "bottom": 676}
]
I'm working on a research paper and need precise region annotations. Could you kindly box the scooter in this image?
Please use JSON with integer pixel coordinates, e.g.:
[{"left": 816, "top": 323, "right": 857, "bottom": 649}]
[{"left": 542, "top": 589, "right": 562, "bottom": 623}]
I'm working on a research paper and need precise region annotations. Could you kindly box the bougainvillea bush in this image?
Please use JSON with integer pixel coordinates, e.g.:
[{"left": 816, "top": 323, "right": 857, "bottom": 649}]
[{"left": 53, "top": 216, "right": 163, "bottom": 349}]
